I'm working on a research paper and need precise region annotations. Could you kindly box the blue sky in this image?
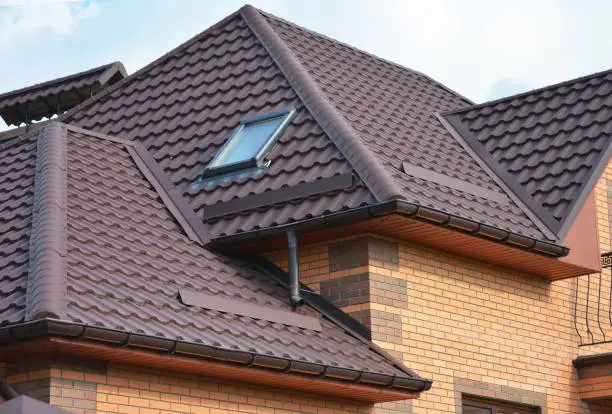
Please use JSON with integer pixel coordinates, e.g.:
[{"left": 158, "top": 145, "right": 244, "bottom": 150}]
[{"left": 2, "top": 0, "right": 612, "bottom": 131}]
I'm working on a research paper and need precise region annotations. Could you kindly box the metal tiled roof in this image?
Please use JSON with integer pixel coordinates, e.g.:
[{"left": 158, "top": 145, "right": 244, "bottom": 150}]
[
  {"left": 65, "top": 13, "right": 375, "bottom": 238},
  {"left": 0, "top": 134, "right": 37, "bottom": 325},
  {"left": 0, "top": 62, "right": 126, "bottom": 126},
  {"left": 444, "top": 68, "right": 612, "bottom": 238},
  {"left": 262, "top": 11, "right": 552, "bottom": 242},
  {"left": 0, "top": 122, "right": 428, "bottom": 396}
]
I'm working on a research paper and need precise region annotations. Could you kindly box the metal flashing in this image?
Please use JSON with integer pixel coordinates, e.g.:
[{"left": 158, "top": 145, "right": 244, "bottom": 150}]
[
  {"left": 204, "top": 173, "right": 354, "bottom": 220},
  {"left": 178, "top": 287, "right": 322, "bottom": 331},
  {"left": 128, "top": 144, "right": 210, "bottom": 245},
  {"left": 401, "top": 162, "right": 510, "bottom": 205}
]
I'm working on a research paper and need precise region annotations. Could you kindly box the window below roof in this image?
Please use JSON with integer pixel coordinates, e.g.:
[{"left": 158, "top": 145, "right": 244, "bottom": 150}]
[
  {"left": 203, "top": 108, "right": 296, "bottom": 177},
  {"left": 462, "top": 397, "right": 539, "bottom": 414}
]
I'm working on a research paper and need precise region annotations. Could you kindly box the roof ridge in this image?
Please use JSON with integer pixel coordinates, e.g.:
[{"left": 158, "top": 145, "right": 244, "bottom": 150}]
[
  {"left": 258, "top": 8, "right": 473, "bottom": 106},
  {"left": 60, "top": 10, "right": 243, "bottom": 124},
  {"left": 240, "top": 5, "right": 402, "bottom": 202},
  {"left": 444, "top": 65, "right": 612, "bottom": 116},
  {"left": 25, "top": 122, "right": 68, "bottom": 321},
  {"left": 0, "top": 62, "right": 120, "bottom": 101}
]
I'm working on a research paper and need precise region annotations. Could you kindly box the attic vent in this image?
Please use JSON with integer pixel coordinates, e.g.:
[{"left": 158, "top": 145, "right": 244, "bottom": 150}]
[{"left": 202, "top": 108, "right": 296, "bottom": 177}]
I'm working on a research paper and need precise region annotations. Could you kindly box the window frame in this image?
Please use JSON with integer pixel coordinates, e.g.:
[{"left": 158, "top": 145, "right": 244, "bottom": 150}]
[
  {"left": 202, "top": 108, "right": 296, "bottom": 177},
  {"left": 462, "top": 396, "right": 540, "bottom": 414}
]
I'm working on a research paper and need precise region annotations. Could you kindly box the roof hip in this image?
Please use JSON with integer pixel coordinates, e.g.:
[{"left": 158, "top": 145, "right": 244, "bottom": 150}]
[
  {"left": 25, "top": 122, "right": 68, "bottom": 321},
  {"left": 240, "top": 5, "right": 403, "bottom": 202}
]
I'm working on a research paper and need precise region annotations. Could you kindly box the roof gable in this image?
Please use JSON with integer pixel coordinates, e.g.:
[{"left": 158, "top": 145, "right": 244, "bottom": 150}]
[{"left": 444, "top": 68, "right": 612, "bottom": 239}]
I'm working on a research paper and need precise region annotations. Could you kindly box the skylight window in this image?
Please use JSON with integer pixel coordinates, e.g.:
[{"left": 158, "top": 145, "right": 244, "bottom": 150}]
[{"left": 204, "top": 108, "right": 296, "bottom": 177}]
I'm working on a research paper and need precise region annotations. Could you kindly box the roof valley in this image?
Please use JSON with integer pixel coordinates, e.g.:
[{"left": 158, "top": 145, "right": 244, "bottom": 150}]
[{"left": 25, "top": 123, "right": 68, "bottom": 321}]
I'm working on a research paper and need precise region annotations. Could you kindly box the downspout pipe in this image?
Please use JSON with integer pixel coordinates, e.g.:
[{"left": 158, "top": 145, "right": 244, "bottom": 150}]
[{"left": 286, "top": 228, "right": 304, "bottom": 308}]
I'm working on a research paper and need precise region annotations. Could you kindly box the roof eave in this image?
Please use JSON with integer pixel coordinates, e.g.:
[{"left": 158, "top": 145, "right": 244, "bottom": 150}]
[
  {"left": 209, "top": 199, "right": 568, "bottom": 258},
  {"left": 0, "top": 319, "right": 431, "bottom": 401}
]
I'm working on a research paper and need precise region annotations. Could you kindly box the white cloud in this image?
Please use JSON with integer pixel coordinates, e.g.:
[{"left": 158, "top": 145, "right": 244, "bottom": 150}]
[{"left": 0, "top": 0, "right": 100, "bottom": 44}]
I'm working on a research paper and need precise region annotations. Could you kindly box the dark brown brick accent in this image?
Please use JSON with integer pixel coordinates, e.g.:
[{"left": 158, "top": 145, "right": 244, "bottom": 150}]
[
  {"left": 454, "top": 377, "right": 547, "bottom": 414},
  {"left": 328, "top": 237, "right": 399, "bottom": 272},
  {"left": 328, "top": 238, "right": 370, "bottom": 272},
  {"left": 368, "top": 238, "right": 399, "bottom": 271},
  {"left": 11, "top": 378, "right": 52, "bottom": 403},
  {"left": 320, "top": 273, "right": 370, "bottom": 308}
]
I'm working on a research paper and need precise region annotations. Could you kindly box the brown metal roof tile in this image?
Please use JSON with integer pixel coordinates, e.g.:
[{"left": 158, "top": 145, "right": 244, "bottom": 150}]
[
  {"left": 0, "top": 62, "right": 126, "bottom": 126},
  {"left": 56, "top": 124, "right": 417, "bottom": 381},
  {"left": 261, "top": 9, "right": 552, "bottom": 242},
  {"left": 0, "top": 134, "right": 38, "bottom": 325},
  {"left": 60, "top": 12, "right": 378, "bottom": 240},
  {"left": 444, "top": 68, "right": 612, "bottom": 239}
]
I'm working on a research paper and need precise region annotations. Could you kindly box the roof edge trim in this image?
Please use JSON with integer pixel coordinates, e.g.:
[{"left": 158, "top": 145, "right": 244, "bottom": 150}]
[
  {"left": 25, "top": 122, "right": 68, "bottom": 321},
  {"left": 1, "top": 318, "right": 432, "bottom": 396},
  {"left": 128, "top": 143, "right": 210, "bottom": 246},
  {"left": 241, "top": 5, "right": 403, "bottom": 202},
  {"left": 441, "top": 113, "right": 562, "bottom": 238},
  {"left": 557, "top": 140, "right": 612, "bottom": 241},
  {"left": 211, "top": 200, "right": 568, "bottom": 258}
]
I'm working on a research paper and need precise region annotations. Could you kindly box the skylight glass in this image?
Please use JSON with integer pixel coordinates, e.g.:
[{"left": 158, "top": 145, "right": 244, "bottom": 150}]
[{"left": 204, "top": 108, "right": 296, "bottom": 176}]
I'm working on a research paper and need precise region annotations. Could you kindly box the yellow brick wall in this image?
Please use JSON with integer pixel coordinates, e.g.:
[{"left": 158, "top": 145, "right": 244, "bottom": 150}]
[
  {"left": 267, "top": 234, "right": 588, "bottom": 414},
  {"left": 3, "top": 361, "right": 373, "bottom": 414}
]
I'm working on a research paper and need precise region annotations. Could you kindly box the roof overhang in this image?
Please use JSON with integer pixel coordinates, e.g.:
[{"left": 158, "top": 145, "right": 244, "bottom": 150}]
[
  {"left": 210, "top": 200, "right": 594, "bottom": 280},
  {"left": 0, "top": 319, "right": 429, "bottom": 403},
  {"left": 0, "top": 62, "right": 127, "bottom": 126}
]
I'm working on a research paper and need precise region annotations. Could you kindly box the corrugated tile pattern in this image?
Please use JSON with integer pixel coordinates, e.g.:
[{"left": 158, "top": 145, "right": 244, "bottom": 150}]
[
  {"left": 67, "top": 15, "right": 374, "bottom": 237},
  {"left": 64, "top": 129, "right": 404, "bottom": 376},
  {"left": 448, "top": 70, "right": 612, "bottom": 226},
  {"left": 0, "top": 63, "right": 121, "bottom": 111},
  {"left": 264, "top": 13, "right": 548, "bottom": 240},
  {"left": 0, "top": 134, "right": 38, "bottom": 325}
]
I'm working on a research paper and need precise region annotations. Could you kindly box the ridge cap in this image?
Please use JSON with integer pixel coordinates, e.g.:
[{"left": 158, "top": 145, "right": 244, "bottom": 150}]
[
  {"left": 25, "top": 122, "right": 68, "bottom": 321},
  {"left": 241, "top": 5, "right": 403, "bottom": 202}
]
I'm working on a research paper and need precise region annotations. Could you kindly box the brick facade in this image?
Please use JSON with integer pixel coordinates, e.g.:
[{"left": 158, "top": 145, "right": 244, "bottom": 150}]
[{"left": 2, "top": 359, "right": 373, "bottom": 414}]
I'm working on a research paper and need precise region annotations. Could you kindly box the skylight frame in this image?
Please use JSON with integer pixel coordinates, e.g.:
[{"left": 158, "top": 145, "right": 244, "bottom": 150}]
[{"left": 203, "top": 108, "right": 296, "bottom": 177}]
